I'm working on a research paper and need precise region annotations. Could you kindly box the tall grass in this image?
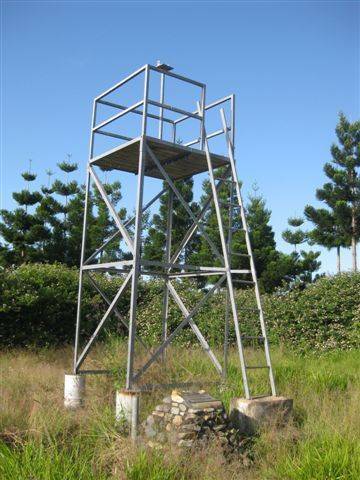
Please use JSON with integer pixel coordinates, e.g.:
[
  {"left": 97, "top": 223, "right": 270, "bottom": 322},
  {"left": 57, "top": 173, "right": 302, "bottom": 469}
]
[{"left": 0, "top": 344, "right": 359, "bottom": 479}]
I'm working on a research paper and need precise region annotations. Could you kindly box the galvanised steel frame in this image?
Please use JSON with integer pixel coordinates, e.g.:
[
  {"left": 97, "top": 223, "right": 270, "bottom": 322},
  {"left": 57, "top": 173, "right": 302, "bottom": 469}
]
[{"left": 73, "top": 64, "right": 276, "bottom": 399}]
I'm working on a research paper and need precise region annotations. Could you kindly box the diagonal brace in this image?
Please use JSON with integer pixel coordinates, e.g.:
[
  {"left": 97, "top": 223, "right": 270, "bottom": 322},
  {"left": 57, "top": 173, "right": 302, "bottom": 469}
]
[
  {"left": 76, "top": 270, "right": 133, "bottom": 370},
  {"left": 167, "top": 281, "right": 223, "bottom": 374},
  {"left": 84, "top": 187, "right": 167, "bottom": 265},
  {"left": 146, "top": 145, "right": 224, "bottom": 265},
  {"left": 169, "top": 166, "right": 231, "bottom": 267},
  {"left": 132, "top": 275, "right": 226, "bottom": 382},
  {"left": 89, "top": 166, "right": 134, "bottom": 254},
  {"left": 85, "top": 272, "right": 149, "bottom": 350}
]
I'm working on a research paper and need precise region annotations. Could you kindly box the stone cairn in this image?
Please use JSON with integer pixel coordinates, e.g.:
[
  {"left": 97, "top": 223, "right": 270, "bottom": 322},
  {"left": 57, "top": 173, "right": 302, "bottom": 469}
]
[{"left": 143, "top": 390, "right": 247, "bottom": 454}]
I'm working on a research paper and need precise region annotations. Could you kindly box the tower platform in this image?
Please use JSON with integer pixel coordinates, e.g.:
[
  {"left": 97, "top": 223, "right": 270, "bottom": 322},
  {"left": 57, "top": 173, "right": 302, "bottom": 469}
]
[{"left": 91, "top": 135, "right": 230, "bottom": 180}]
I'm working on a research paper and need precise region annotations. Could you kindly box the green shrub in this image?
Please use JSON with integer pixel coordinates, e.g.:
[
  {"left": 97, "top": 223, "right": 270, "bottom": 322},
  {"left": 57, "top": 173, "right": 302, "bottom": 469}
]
[
  {"left": 0, "top": 263, "right": 127, "bottom": 347},
  {"left": 1, "top": 264, "right": 359, "bottom": 351},
  {"left": 264, "top": 273, "right": 360, "bottom": 351}
]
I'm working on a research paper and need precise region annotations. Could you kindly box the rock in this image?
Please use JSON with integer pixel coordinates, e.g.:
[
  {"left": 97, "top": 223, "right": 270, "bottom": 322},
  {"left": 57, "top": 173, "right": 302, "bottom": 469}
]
[
  {"left": 142, "top": 389, "right": 251, "bottom": 455},
  {"left": 183, "top": 413, "right": 197, "bottom": 421},
  {"left": 153, "top": 411, "right": 165, "bottom": 418},
  {"left": 180, "top": 424, "right": 201, "bottom": 432},
  {"left": 172, "top": 415, "right": 183, "bottom": 426},
  {"left": 145, "top": 425, "right": 157, "bottom": 438},
  {"left": 171, "top": 392, "right": 184, "bottom": 403},
  {"left": 156, "top": 404, "right": 170, "bottom": 413},
  {"left": 178, "top": 431, "right": 196, "bottom": 440}
]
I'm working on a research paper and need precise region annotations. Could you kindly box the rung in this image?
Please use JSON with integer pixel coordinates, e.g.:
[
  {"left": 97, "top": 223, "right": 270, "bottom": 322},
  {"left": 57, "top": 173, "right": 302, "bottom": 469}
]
[
  {"left": 245, "top": 365, "right": 270, "bottom": 369},
  {"left": 217, "top": 177, "right": 236, "bottom": 183},
  {"left": 242, "top": 336, "right": 265, "bottom": 341},
  {"left": 230, "top": 252, "right": 250, "bottom": 257},
  {"left": 219, "top": 201, "right": 240, "bottom": 208},
  {"left": 233, "top": 279, "right": 255, "bottom": 285}
]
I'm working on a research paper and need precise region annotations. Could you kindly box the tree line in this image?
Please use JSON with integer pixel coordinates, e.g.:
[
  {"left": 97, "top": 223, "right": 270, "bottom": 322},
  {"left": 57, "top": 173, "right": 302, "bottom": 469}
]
[{"left": 1, "top": 113, "right": 358, "bottom": 291}]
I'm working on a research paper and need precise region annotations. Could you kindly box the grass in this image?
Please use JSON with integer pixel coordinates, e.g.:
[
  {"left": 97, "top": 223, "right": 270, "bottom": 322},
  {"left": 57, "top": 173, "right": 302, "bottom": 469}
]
[{"left": 0, "top": 343, "right": 359, "bottom": 479}]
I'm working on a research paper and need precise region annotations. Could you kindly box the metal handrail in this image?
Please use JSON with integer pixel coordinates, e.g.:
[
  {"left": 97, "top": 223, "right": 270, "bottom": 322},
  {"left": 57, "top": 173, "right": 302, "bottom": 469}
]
[
  {"left": 174, "top": 94, "right": 233, "bottom": 125},
  {"left": 98, "top": 99, "right": 174, "bottom": 125},
  {"left": 147, "top": 100, "right": 202, "bottom": 120},
  {"left": 92, "top": 100, "right": 144, "bottom": 132}
]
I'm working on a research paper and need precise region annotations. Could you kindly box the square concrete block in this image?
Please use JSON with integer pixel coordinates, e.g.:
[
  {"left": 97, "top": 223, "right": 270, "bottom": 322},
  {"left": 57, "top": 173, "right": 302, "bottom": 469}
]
[{"left": 229, "top": 396, "right": 293, "bottom": 435}]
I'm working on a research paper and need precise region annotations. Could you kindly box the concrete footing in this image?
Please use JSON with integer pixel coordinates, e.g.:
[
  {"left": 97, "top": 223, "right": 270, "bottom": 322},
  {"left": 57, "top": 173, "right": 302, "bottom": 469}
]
[
  {"left": 116, "top": 389, "right": 140, "bottom": 441},
  {"left": 229, "top": 396, "right": 293, "bottom": 435},
  {"left": 64, "top": 374, "right": 85, "bottom": 409}
]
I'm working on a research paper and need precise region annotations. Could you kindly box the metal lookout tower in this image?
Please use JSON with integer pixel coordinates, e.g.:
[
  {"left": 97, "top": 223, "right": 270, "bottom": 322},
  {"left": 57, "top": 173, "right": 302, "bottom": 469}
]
[{"left": 68, "top": 63, "right": 277, "bottom": 429}]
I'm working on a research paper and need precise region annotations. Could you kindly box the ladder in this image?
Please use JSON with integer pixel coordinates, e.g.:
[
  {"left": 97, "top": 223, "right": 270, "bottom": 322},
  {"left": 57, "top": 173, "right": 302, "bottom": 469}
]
[{"left": 202, "top": 108, "right": 276, "bottom": 399}]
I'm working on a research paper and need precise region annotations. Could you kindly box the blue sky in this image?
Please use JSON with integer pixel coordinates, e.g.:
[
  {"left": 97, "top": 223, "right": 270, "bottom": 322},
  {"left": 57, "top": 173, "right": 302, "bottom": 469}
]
[{"left": 1, "top": 0, "right": 359, "bottom": 273}]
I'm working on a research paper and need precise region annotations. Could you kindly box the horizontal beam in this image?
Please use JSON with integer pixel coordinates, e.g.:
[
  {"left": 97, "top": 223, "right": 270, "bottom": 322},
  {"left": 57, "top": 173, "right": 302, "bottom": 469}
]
[
  {"left": 95, "top": 64, "right": 147, "bottom": 101},
  {"left": 148, "top": 100, "right": 202, "bottom": 120},
  {"left": 93, "top": 100, "right": 143, "bottom": 132},
  {"left": 98, "top": 99, "right": 174, "bottom": 125},
  {"left": 82, "top": 260, "right": 133, "bottom": 271},
  {"left": 183, "top": 128, "right": 227, "bottom": 147},
  {"left": 174, "top": 94, "right": 233, "bottom": 125},
  {"left": 96, "top": 130, "right": 133, "bottom": 142},
  {"left": 148, "top": 64, "right": 205, "bottom": 88},
  {"left": 141, "top": 259, "right": 225, "bottom": 272}
]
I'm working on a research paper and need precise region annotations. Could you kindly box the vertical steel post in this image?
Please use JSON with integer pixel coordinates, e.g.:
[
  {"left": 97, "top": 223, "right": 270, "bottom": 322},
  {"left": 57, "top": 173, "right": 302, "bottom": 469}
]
[
  {"left": 73, "top": 100, "right": 97, "bottom": 373},
  {"left": 230, "top": 94, "right": 235, "bottom": 148},
  {"left": 223, "top": 95, "right": 235, "bottom": 378},
  {"left": 223, "top": 180, "right": 234, "bottom": 379},
  {"left": 158, "top": 73, "right": 165, "bottom": 139},
  {"left": 199, "top": 85, "right": 206, "bottom": 150},
  {"left": 126, "top": 66, "right": 150, "bottom": 391},
  {"left": 161, "top": 189, "right": 174, "bottom": 357}
]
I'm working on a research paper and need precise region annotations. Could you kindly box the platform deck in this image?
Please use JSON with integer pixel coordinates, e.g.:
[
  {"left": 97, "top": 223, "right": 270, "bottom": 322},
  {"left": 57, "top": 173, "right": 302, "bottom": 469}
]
[{"left": 90, "top": 136, "right": 229, "bottom": 180}]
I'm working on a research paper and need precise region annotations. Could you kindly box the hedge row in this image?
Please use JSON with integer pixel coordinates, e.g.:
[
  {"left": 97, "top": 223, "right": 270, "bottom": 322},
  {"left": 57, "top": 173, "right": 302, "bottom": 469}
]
[{"left": 0, "top": 263, "right": 359, "bottom": 351}]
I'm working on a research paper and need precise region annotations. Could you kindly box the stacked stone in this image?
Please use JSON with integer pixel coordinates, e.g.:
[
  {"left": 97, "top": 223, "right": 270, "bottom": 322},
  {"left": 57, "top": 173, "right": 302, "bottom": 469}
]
[{"left": 143, "top": 390, "right": 230, "bottom": 449}]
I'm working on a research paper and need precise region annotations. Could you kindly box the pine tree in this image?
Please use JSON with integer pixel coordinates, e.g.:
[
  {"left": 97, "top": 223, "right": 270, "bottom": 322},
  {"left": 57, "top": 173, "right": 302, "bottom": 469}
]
[
  {"left": 281, "top": 216, "right": 321, "bottom": 284},
  {"left": 188, "top": 167, "right": 242, "bottom": 271},
  {"left": 246, "top": 188, "right": 277, "bottom": 274},
  {"left": 308, "top": 113, "right": 360, "bottom": 271},
  {"left": 304, "top": 206, "right": 347, "bottom": 273},
  {"left": 282, "top": 216, "right": 308, "bottom": 251},
  {"left": 0, "top": 160, "right": 48, "bottom": 265},
  {"left": 51, "top": 155, "right": 80, "bottom": 264}
]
